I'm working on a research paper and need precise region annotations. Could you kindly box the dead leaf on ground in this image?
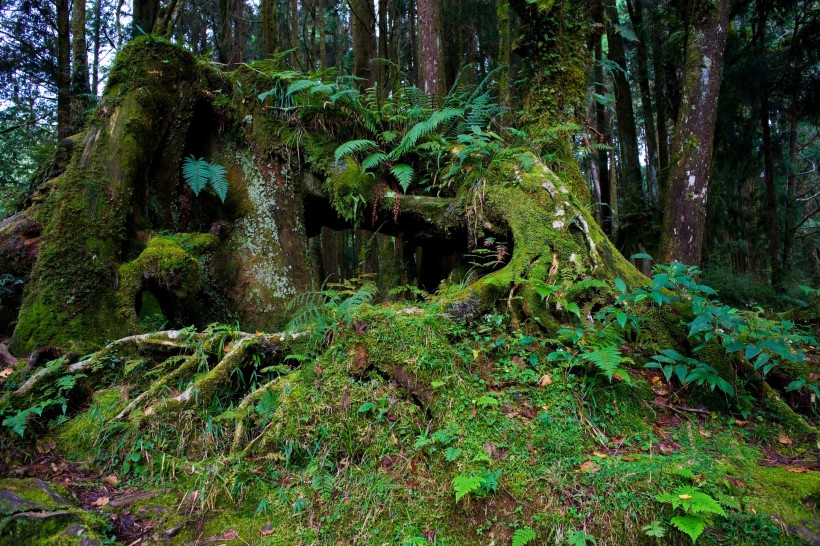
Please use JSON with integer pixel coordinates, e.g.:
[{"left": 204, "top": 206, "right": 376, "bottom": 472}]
[
  {"left": 539, "top": 374, "right": 552, "bottom": 387},
  {"left": 222, "top": 529, "right": 239, "bottom": 540},
  {"left": 91, "top": 496, "right": 110, "bottom": 507},
  {"left": 36, "top": 438, "right": 56, "bottom": 454},
  {"left": 678, "top": 494, "right": 692, "bottom": 500},
  {"left": 260, "top": 523, "right": 274, "bottom": 536},
  {"left": 0, "top": 367, "right": 13, "bottom": 378},
  {"left": 592, "top": 452, "right": 607, "bottom": 459},
  {"left": 778, "top": 434, "right": 793, "bottom": 445},
  {"left": 104, "top": 474, "right": 119, "bottom": 486},
  {"left": 580, "top": 460, "right": 600, "bottom": 473},
  {"left": 787, "top": 466, "right": 810, "bottom": 473}
]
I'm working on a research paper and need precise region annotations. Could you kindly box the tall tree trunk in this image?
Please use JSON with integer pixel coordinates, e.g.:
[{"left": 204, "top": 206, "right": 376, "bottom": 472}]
[
  {"left": 91, "top": 0, "right": 101, "bottom": 93},
  {"left": 417, "top": 0, "right": 445, "bottom": 98},
  {"left": 408, "top": 0, "right": 418, "bottom": 86},
  {"left": 626, "top": 0, "right": 659, "bottom": 207},
  {"left": 70, "top": 0, "right": 91, "bottom": 133},
  {"left": 760, "top": 83, "right": 782, "bottom": 288},
  {"left": 262, "top": 0, "right": 280, "bottom": 56},
  {"left": 132, "top": 0, "right": 160, "bottom": 37},
  {"left": 593, "top": 20, "right": 611, "bottom": 235},
  {"left": 290, "top": 0, "right": 300, "bottom": 65},
  {"left": 219, "top": 0, "right": 234, "bottom": 63},
  {"left": 659, "top": 0, "right": 730, "bottom": 265},
  {"left": 350, "top": 0, "right": 376, "bottom": 87},
  {"left": 781, "top": 98, "right": 799, "bottom": 282},
  {"left": 56, "top": 0, "right": 72, "bottom": 139},
  {"left": 605, "top": 0, "right": 643, "bottom": 217},
  {"left": 318, "top": 0, "right": 326, "bottom": 68},
  {"left": 377, "top": 0, "right": 388, "bottom": 91},
  {"left": 497, "top": 0, "right": 511, "bottom": 108},
  {"left": 650, "top": 0, "right": 670, "bottom": 195}
]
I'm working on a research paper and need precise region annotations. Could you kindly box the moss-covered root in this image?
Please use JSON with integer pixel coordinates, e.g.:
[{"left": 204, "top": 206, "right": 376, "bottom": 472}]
[
  {"left": 231, "top": 376, "right": 282, "bottom": 453},
  {"left": 143, "top": 335, "right": 285, "bottom": 417},
  {"left": 12, "top": 330, "right": 206, "bottom": 397},
  {"left": 113, "top": 353, "right": 200, "bottom": 420}
]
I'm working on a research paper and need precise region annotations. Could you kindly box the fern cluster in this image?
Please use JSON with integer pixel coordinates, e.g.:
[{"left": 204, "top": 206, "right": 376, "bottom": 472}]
[{"left": 182, "top": 155, "right": 229, "bottom": 202}]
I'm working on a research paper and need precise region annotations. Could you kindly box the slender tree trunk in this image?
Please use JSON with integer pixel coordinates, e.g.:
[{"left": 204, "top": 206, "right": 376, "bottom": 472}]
[
  {"left": 651, "top": 1, "right": 670, "bottom": 195},
  {"left": 318, "top": 0, "right": 326, "bottom": 68},
  {"left": 605, "top": 0, "right": 643, "bottom": 216},
  {"left": 659, "top": 0, "right": 730, "bottom": 265},
  {"left": 290, "top": 0, "right": 300, "bottom": 65},
  {"left": 626, "top": 0, "right": 659, "bottom": 207},
  {"left": 262, "top": 0, "right": 280, "bottom": 56},
  {"left": 378, "top": 0, "right": 388, "bottom": 91},
  {"left": 408, "top": 0, "right": 418, "bottom": 86},
  {"left": 781, "top": 99, "right": 799, "bottom": 281},
  {"left": 56, "top": 0, "right": 72, "bottom": 139},
  {"left": 497, "top": 0, "right": 511, "bottom": 108},
  {"left": 132, "top": 0, "right": 160, "bottom": 37},
  {"left": 71, "top": 0, "right": 91, "bottom": 132},
  {"left": 760, "top": 84, "right": 782, "bottom": 288},
  {"left": 219, "top": 0, "right": 234, "bottom": 63},
  {"left": 350, "top": 0, "right": 376, "bottom": 87},
  {"left": 91, "top": 0, "right": 101, "bottom": 93},
  {"left": 593, "top": 23, "right": 611, "bottom": 235},
  {"left": 234, "top": 0, "right": 247, "bottom": 65},
  {"left": 417, "top": 0, "right": 446, "bottom": 99}
]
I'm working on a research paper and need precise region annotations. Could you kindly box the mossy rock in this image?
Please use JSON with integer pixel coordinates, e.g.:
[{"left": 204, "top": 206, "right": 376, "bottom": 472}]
[{"left": 0, "top": 478, "right": 107, "bottom": 545}]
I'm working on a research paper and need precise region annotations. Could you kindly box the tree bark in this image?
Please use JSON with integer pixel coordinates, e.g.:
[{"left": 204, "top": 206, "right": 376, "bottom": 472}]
[
  {"left": 132, "top": 0, "right": 160, "bottom": 37},
  {"left": 650, "top": 0, "right": 670, "bottom": 194},
  {"left": 71, "top": 0, "right": 91, "bottom": 133},
  {"left": 659, "top": 0, "right": 730, "bottom": 265},
  {"left": 497, "top": 0, "right": 511, "bottom": 108},
  {"left": 262, "top": 0, "right": 280, "bottom": 57},
  {"left": 626, "top": 0, "right": 659, "bottom": 207},
  {"left": 350, "top": 0, "right": 376, "bottom": 87},
  {"left": 605, "top": 0, "right": 643, "bottom": 216},
  {"left": 56, "top": 0, "right": 72, "bottom": 139},
  {"left": 417, "top": 0, "right": 446, "bottom": 98},
  {"left": 760, "top": 83, "right": 783, "bottom": 288}
]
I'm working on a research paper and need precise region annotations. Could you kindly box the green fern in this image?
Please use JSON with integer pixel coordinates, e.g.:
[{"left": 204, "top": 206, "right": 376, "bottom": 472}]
[
  {"left": 361, "top": 152, "right": 388, "bottom": 171},
  {"left": 670, "top": 515, "right": 706, "bottom": 544},
  {"left": 390, "top": 164, "right": 414, "bottom": 192},
  {"left": 452, "top": 475, "right": 484, "bottom": 502},
  {"left": 334, "top": 139, "right": 379, "bottom": 162},
  {"left": 579, "top": 345, "right": 631, "bottom": 382},
  {"left": 182, "top": 155, "right": 229, "bottom": 202},
  {"left": 182, "top": 155, "right": 209, "bottom": 195},
  {"left": 512, "top": 527, "right": 537, "bottom": 546}
]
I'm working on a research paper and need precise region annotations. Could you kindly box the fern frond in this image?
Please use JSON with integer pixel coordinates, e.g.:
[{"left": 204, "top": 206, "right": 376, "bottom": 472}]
[
  {"left": 182, "top": 155, "right": 208, "bottom": 195},
  {"left": 286, "top": 79, "right": 323, "bottom": 96},
  {"left": 390, "top": 108, "right": 464, "bottom": 159},
  {"left": 452, "top": 475, "right": 483, "bottom": 502},
  {"left": 390, "top": 164, "right": 414, "bottom": 192},
  {"left": 334, "top": 140, "right": 378, "bottom": 162},
  {"left": 512, "top": 528, "right": 537, "bottom": 546},
  {"left": 579, "top": 345, "right": 628, "bottom": 381},
  {"left": 207, "top": 163, "right": 228, "bottom": 202},
  {"left": 361, "top": 153, "right": 388, "bottom": 171},
  {"left": 670, "top": 515, "right": 706, "bottom": 544}
]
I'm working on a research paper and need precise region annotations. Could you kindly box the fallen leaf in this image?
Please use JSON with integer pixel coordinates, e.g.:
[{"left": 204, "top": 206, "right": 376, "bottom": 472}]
[
  {"left": 104, "top": 475, "right": 119, "bottom": 486},
  {"left": 0, "top": 368, "right": 13, "bottom": 378},
  {"left": 222, "top": 529, "right": 239, "bottom": 540},
  {"left": 733, "top": 420, "right": 748, "bottom": 426},
  {"left": 778, "top": 434, "right": 793, "bottom": 445},
  {"left": 592, "top": 452, "right": 607, "bottom": 459},
  {"left": 36, "top": 438, "right": 56, "bottom": 454},
  {"left": 621, "top": 456, "right": 637, "bottom": 461},
  {"left": 787, "top": 467, "right": 809, "bottom": 473},
  {"left": 678, "top": 494, "right": 692, "bottom": 500},
  {"left": 260, "top": 523, "right": 274, "bottom": 536},
  {"left": 580, "top": 460, "right": 600, "bottom": 473},
  {"left": 612, "top": 372, "right": 624, "bottom": 382},
  {"left": 539, "top": 374, "right": 552, "bottom": 387},
  {"left": 91, "top": 496, "right": 110, "bottom": 507}
]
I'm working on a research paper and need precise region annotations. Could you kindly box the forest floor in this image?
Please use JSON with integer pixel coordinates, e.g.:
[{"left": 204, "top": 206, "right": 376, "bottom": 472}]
[{"left": 1, "top": 300, "right": 819, "bottom": 545}]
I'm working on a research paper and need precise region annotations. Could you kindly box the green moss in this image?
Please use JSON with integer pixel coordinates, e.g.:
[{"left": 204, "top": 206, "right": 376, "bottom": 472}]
[{"left": 56, "top": 389, "right": 124, "bottom": 461}]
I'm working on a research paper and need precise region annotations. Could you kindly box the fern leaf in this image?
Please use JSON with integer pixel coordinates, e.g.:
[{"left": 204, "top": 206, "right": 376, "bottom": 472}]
[
  {"left": 361, "top": 153, "right": 388, "bottom": 171},
  {"left": 334, "top": 139, "right": 378, "bottom": 162},
  {"left": 207, "top": 163, "right": 229, "bottom": 202},
  {"left": 390, "top": 164, "right": 414, "bottom": 192},
  {"left": 286, "top": 78, "right": 322, "bottom": 96},
  {"left": 580, "top": 345, "right": 625, "bottom": 381},
  {"left": 670, "top": 514, "right": 706, "bottom": 544},
  {"left": 512, "top": 527, "right": 537, "bottom": 546},
  {"left": 452, "top": 475, "right": 483, "bottom": 502},
  {"left": 182, "top": 155, "right": 208, "bottom": 195}
]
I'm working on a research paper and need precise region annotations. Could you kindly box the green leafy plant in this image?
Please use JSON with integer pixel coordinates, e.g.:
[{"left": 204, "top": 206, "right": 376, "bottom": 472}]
[
  {"left": 656, "top": 486, "right": 727, "bottom": 543},
  {"left": 452, "top": 468, "right": 500, "bottom": 502},
  {"left": 182, "top": 155, "right": 229, "bottom": 202},
  {"left": 512, "top": 527, "right": 537, "bottom": 546}
]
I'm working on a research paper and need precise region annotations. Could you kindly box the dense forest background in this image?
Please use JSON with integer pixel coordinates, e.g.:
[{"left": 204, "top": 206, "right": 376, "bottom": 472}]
[{"left": 1, "top": 0, "right": 819, "bottom": 305}]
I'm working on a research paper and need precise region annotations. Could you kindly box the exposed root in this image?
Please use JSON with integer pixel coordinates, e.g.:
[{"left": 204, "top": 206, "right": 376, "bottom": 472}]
[
  {"left": 231, "top": 376, "right": 283, "bottom": 453},
  {"left": 113, "top": 354, "right": 201, "bottom": 421}
]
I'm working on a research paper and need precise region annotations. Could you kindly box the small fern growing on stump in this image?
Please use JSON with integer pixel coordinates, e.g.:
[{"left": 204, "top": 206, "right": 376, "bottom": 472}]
[{"left": 182, "top": 155, "right": 229, "bottom": 202}]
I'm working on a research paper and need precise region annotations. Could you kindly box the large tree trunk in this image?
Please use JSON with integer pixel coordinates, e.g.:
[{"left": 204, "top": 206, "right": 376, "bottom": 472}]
[
  {"left": 2, "top": 26, "right": 645, "bottom": 354},
  {"left": 659, "top": 0, "right": 730, "bottom": 265},
  {"left": 350, "top": 0, "right": 376, "bottom": 87},
  {"left": 70, "top": 0, "right": 91, "bottom": 133},
  {"left": 56, "top": 0, "right": 72, "bottom": 139},
  {"left": 417, "top": 0, "right": 446, "bottom": 98}
]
